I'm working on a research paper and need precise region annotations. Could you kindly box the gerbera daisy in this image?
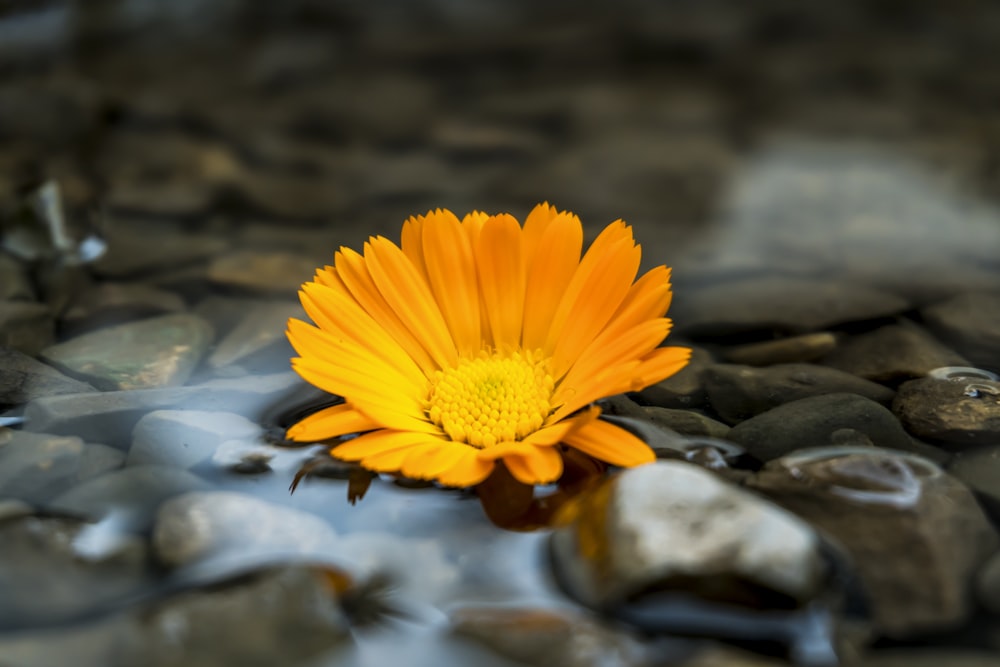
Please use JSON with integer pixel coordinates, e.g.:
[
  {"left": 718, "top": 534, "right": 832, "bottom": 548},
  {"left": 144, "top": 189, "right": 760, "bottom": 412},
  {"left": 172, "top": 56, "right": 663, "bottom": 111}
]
[{"left": 285, "top": 203, "right": 690, "bottom": 487}]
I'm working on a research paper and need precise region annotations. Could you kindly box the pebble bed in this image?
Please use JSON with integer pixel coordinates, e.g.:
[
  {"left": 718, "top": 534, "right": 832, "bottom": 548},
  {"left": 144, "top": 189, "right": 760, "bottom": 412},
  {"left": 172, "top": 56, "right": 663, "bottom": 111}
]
[{"left": 1, "top": 2, "right": 1000, "bottom": 666}]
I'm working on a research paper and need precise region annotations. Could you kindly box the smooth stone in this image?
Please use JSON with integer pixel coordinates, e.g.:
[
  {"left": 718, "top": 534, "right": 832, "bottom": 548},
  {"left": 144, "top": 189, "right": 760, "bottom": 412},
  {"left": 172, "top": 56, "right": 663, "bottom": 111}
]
[
  {"left": 113, "top": 565, "right": 351, "bottom": 667},
  {"left": 128, "top": 410, "right": 262, "bottom": 468},
  {"left": 947, "top": 445, "right": 1000, "bottom": 522},
  {"left": 704, "top": 364, "right": 895, "bottom": 424},
  {"left": 822, "top": 322, "right": 969, "bottom": 383},
  {"left": 153, "top": 491, "right": 338, "bottom": 568},
  {"left": 854, "top": 650, "right": 1000, "bottom": 667},
  {"left": 0, "top": 301, "right": 55, "bottom": 355},
  {"left": 450, "top": 606, "right": 647, "bottom": 667},
  {"left": 0, "top": 346, "right": 97, "bottom": 405},
  {"left": 0, "top": 429, "right": 85, "bottom": 504},
  {"left": 634, "top": 346, "right": 713, "bottom": 409},
  {"left": 0, "top": 498, "right": 34, "bottom": 521},
  {"left": 78, "top": 443, "right": 126, "bottom": 480},
  {"left": 21, "top": 372, "right": 302, "bottom": 447},
  {"left": 672, "top": 278, "right": 909, "bottom": 338},
  {"left": 748, "top": 447, "right": 998, "bottom": 637},
  {"left": 893, "top": 377, "right": 1000, "bottom": 447},
  {"left": 206, "top": 300, "right": 303, "bottom": 369},
  {"left": 207, "top": 250, "right": 317, "bottom": 295},
  {"left": 92, "top": 218, "right": 228, "bottom": 279},
  {"left": 976, "top": 550, "right": 1000, "bottom": 614},
  {"left": 922, "top": 292, "right": 1000, "bottom": 370},
  {"left": 642, "top": 406, "right": 730, "bottom": 439},
  {"left": 61, "top": 283, "right": 186, "bottom": 333},
  {"left": 727, "top": 394, "right": 915, "bottom": 462},
  {"left": 550, "top": 462, "right": 825, "bottom": 609},
  {"left": 724, "top": 332, "right": 839, "bottom": 366},
  {"left": 40, "top": 314, "right": 214, "bottom": 391},
  {"left": 0, "top": 252, "right": 34, "bottom": 300}
]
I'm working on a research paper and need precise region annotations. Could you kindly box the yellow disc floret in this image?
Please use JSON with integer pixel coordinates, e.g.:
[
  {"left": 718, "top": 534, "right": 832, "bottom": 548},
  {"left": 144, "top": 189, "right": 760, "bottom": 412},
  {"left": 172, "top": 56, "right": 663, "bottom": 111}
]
[{"left": 427, "top": 350, "right": 554, "bottom": 448}]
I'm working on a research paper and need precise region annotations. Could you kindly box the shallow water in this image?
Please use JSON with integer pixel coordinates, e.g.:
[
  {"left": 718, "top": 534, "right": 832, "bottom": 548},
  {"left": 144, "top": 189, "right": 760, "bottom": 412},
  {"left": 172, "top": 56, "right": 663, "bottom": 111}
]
[{"left": 2, "top": 2, "right": 1000, "bottom": 666}]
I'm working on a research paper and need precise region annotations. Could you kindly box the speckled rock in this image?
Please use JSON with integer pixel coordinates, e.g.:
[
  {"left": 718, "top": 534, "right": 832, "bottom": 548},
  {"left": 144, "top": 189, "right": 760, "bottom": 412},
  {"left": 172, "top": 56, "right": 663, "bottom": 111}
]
[
  {"left": 893, "top": 377, "right": 1000, "bottom": 447},
  {"left": 822, "top": 322, "right": 968, "bottom": 383},
  {"left": 40, "top": 314, "right": 214, "bottom": 391},
  {"left": 0, "top": 346, "right": 97, "bottom": 405},
  {"left": 724, "top": 332, "right": 839, "bottom": 366},
  {"left": 922, "top": 292, "right": 1000, "bottom": 370},
  {"left": 704, "top": 363, "right": 895, "bottom": 424},
  {"left": 128, "top": 410, "right": 262, "bottom": 468}
]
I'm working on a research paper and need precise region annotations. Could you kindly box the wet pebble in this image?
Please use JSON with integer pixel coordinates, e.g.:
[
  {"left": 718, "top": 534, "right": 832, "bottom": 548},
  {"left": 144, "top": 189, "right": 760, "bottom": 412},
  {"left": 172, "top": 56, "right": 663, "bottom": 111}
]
[
  {"left": 0, "top": 346, "right": 97, "bottom": 405},
  {"left": 61, "top": 282, "right": 186, "bottom": 334},
  {"left": 0, "top": 252, "right": 34, "bottom": 301},
  {"left": 946, "top": 445, "right": 1000, "bottom": 522},
  {"left": 976, "top": 550, "right": 1000, "bottom": 615},
  {"left": 821, "top": 322, "right": 968, "bottom": 383},
  {"left": 704, "top": 363, "right": 895, "bottom": 424},
  {"left": 207, "top": 250, "right": 317, "bottom": 295},
  {"left": 672, "top": 278, "right": 909, "bottom": 338},
  {"left": 0, "top": 429, "right": 85, "bottom": 504},
  {"left": 634, "top": 346, "right": 713, "bottom": 409},
  {"left": 40, "top": 313, "right": 214, "bottom": 391},
  {"left": 0, "top": 300, "right": 55, "bottom": 355},
  {"left": 205, "top": 299, "right": 303, "bottom": 370},
  {"left": 92, "top": 219, "right": 228, "bottom": 279},
  {"left": 450, "top": 606, "right": 647, "bottom": 667},
  {"left": 748, "top": 447, "right": 999, "bottom": 637},
  {"left": 893, "top": 376, "right": 1000, "bottom": 447},
  {"left": 643, "top": 406, "right": 731, "bottom": 439},
  {"left": 153, "top": 491, "right": 338, "bottom": 568},
  {"left": 724, "top": 332, "right": 839, "bottom": 366},
  {"left": 128, "top": 409, "right": 262, "bottom": 469},
  {"left": 853, "top": 650, "right": 1000, "bottom": 667},
  {"left": 921, "top": 292, "right": 1000, "bottom": 370},
  {"left": 727, "top": 393, "right": 915, "bottom": 461}
]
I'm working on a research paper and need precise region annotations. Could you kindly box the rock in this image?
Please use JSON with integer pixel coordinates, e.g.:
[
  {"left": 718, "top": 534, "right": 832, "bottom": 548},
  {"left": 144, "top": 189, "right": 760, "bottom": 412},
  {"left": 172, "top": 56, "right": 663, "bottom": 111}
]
[
  {"left": 450, "top": 606, "right": 646, "bottom": 667},
  {"left": 822, "top": 322, "right": 969, "bottom": 383},
  {"left": 21, "top": 372, "right": 302, "bottom": 447},
  {"left": 336, "top": 532, "right": 460, "bottom": 606},
  {"left": 727, "top": 394, "right": 915, "bottom": 462},
  {"left": 642, "top": 406, "right": 730, "bottom": 439},
  {"left": 128, "top": 410, "right": 262, "bottom": 469},
  {"left": 61, "top": 283, "right": 186, "bottom": 333},
  {"left": 748, "top": 447, "right": 999, "bottom": 637},
  {"left": 672, "top": 278, "right": 909, "bottom": 338},
  {"left": 922, "top": 292, "right": 1000, "bottom": 371},
  {"left": 0, "top": 346, "right": 97, "bottom": 406},
  {"left": 976, "top": 550, "right": 1000, "bottom": 614},
  {"left": 853, "top": 650, "right": 1000, "bottom": 667},
  {"left": 40, "top": 314, "right": 214, "bottom": 391},
  {"left": 634, "top": 346, "right": 713, "bottom": 409},
  {"left": 78, "top": 443, "right": 126, "bottom": 480},
  {"left": 205, "top": 300, "right": 303, "bottom": 370},
  {"left": 92, "top": 218, "right": 228, "bottom": 279},
  {"left": 704, "top": 364, "right": 895, "bottom": 424},
  {"left": 947, "top": 445, "right": 1000, "bottom": 522},
  {"left": 893, "top": 377, "right": 1000, "bottom": 447},
  {"left": 0, "top": 429, "right": 85, "bottom": 504},
  {"left": 0, "top": 301, "right": 55, "bottom": 355},
  {"left": 153, "top": 491, "right": 338, "bottom": 568},
  {"left": 0, "top": 252, "right": 34, "bottom": 301},
  {"left": 724, "top": 332, "right": 839, "bottom": 366},
  {"left": 207, "top": 250, "right": 317, "bottom": 295},
  {"left": 113, "top": 565, "right": 352, "bottom": 667},
  {"left": 550, "top": 462, "right": 826, "bottom": 608}
]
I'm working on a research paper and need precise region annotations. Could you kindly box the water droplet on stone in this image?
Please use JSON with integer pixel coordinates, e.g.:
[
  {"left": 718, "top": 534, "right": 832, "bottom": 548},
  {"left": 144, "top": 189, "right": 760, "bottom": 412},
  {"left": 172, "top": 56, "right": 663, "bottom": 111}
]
[{"left": 927, "top": 366, "right": 1000, "bottom": 382}]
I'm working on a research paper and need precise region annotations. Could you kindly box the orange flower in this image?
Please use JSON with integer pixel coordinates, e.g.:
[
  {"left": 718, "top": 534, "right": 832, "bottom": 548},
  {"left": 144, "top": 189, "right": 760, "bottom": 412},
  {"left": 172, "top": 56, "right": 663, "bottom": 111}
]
[{"left": 286, "top": 204, "right": 690, "bottom": 487}]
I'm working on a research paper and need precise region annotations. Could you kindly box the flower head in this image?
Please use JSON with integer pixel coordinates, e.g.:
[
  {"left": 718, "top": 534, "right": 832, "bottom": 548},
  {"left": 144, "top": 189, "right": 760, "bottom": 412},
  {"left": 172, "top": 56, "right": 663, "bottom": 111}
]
[{"left": 286, "top": 204, "right": 690, "bottom": 487}]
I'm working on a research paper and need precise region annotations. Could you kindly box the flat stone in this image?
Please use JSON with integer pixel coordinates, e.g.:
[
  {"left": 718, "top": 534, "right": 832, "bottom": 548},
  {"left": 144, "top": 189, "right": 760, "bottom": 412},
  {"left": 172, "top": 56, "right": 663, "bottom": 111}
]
[
  {"left": 0, "top": 301, "right": 54, "bottom": 355},
  {"left": 822, "top": 322, "right": 969, "bottom": 383},
  {"left": 78, "top": 443, "right": 126, "bottom": 481},
  {"left": 947, "top": 445, "right": 1000, "bottom": 522},
  {"left": 634, "top": 346, "right": 713, "bottom": 409},
  {"left": 704, "top": 363, "right": 895, "bottom": 424},
  {"left": 854, "top": 651, "right": 1000, "bottom": 667},
  {"left": 748, "top": 447, "right": 998, "bottom": 638},
  {"left": 0, "top": 252, "right": 34, "bottom": 301},
  {"left": 0, "top": 346, "right": 97, "bottom": 406},
  {"left": 206, "top": 300, "right": 303, "bottom": 369},
  {"left": 922, "top": 292, "right": 1000, "bottom": 370},
  {"left": 40, "top": 314, "right": 214, "bottom": 391},
  {"left": 92, "top": 218, "right": 228, "bottom": 279},
  {"left": 128, "top": 410, "right": 262, "bottom": 468},
  {"left": 724, "top": 332, "right": 839, "bottom": 366},
  {"left": 207, "top": 250, "right": 317, "bottom": 295},
  {"left": 642, "top": 406, "right": 730, "bottom": 439},
  {"left": 153, "top": 491, "right": 338, "bottom": 568},
  {"left": 21, "top": 372, "right": 302, "bottom": 447},
  {"left": 672, "top": 278, "right": 909, "bottom": 338},
  {"left": 727, "top": 393, "right": 915, "bottom": 461},
  {"left": 893, "top": 377, "right": 1000, "bottom": 447},
  {"left": 61, "top": 282, "right": 186, "bottom": 332},
  {"left": 450, "top": 606, "right": 646, "bottom": 667},
  {"left": 550, "top": 462, "right": 825, "bottom": 609},
  {"left": 0, "top": 429, "right": 85, "bottom": 504}
]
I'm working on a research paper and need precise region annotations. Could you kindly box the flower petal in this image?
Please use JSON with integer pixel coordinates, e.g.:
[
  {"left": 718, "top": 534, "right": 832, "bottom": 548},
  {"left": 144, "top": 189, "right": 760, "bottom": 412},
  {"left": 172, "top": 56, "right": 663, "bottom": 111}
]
[
  {"left": 400, "top": 213, "right": 429, "bottom": 282},
  {"left": 402, "top": 441, "right": 471, "bottom": 480},
  {"left": 437, "top": 446, "right": 495, "bottom": 487},
  {"left": 524, "top": 405, "right": 601, "bottom": 446},
  {"left": 422, "top": 209, "right": 481, "bottom": 356},
  {"left": 562, "top": 418, "right": 655, "bottom": 467},
  {"left": 476, "top": 213, "right": 526, "bottom": 350},
  {"left": 287, "top": 403, "right": 378, "bottom": 442},
  {"left": 331, "top": 429, "right": 444, "bottom": 461},
  {"left": 503, "top": 446, "right": 564, "bottom": 485},
  {"left": 522, "top": 211, "right": 583, "bottom": 352}
]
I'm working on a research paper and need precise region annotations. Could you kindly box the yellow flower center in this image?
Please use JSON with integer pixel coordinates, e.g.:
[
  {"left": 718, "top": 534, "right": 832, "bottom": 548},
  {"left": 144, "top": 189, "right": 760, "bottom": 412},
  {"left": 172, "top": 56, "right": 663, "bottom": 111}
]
[{"left": 427, "top": 350, "right": 554, "bottom": 448}]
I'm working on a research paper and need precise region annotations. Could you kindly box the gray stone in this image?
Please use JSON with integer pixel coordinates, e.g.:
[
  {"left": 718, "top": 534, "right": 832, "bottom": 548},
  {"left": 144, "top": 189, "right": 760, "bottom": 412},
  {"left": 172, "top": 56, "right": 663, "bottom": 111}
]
[
  {"left": 672, "top": 278, "right": 909, "bottom": 338},
  {"left": 642, "top": 406, "right": 730, "bottom": 439},
  {"left": 748, "top": 447, "right": 998, "bottom": 637},
  {"left": 0, "top": 301, "right": 54, "bottom": 355},
  {"left": 976, "top": 550, "right": 1000, "bottom": 615},
  {"left": 854, "top": 650, "right": 1000, "bottom": 667},
  {"left": 550, "top": 462, "right": 825, "bottom": 609},
  {"left": 922, "top": 292, "right": 1000, "bottom": 370},
  {"left": 947, "top": 445, "right": 1000, "bottom": 522},
  {"left": 727, "top": 393, "right": 915, "bottom": 462},
  {"left": 92, "top": 218, "right": 228, "bottom": 279},
  {"left": 450, "top": 606, "right": 647, "bottom": 667},
  {"left": 206, "top": 300, "right": 303, "bottom": 369},
  {"left": 0, "top": 429, "right": 85, "bottom": 504},
  {"left": 893, "top": 376, "right": 1000, "bottom": 447},
  {"left": 78, "top": 443, "right": 126, "bottom": 481},
  {"left": 21, "top": 372, "right": 302, "bottom": 447},
  {"left": 704, "top": 363, "right": 895, "bottom": 424},
  {"left": 153, "top": 491, "right": 338, "bottom": 568},
  {"left": 822, "top": 322, "right": 969, "bottom": 383},
  {"left": 724, "top": 332, "right": 839, "bottom": 366},
  {"left": 0, "top": 346, "right": 97, "bottom": 406},
  {"left": 207, "top": 250, "right": 317, "bottom": 295},
  {"left": 0, "top": 252, "right": 34, "bottom": 301},
  {"left": 634, "top": 346, "right": 713, "bottom": 409},
  {"left": 128, "top": 410, "right": 262, "bottom": 468},
  {"left": 41, "top": 314, "right": 214, "bottom": 391},
  {"left": 61, "top": 282, "right": 186, "bottom": 331}
]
